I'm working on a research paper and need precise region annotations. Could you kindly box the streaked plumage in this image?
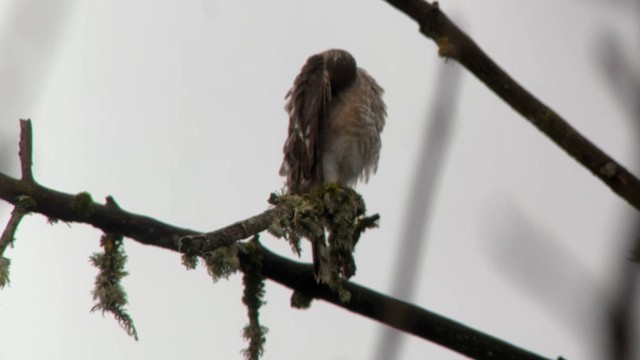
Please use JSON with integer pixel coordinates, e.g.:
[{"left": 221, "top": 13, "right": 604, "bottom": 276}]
[{"left": 280, "top": 49, "right": 386, "bottom": 194}]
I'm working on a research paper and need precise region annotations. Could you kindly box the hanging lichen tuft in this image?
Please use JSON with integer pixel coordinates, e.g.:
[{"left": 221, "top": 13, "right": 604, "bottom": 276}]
[{"left": 89, "top": 233, "right": 138, "bottom": 340}]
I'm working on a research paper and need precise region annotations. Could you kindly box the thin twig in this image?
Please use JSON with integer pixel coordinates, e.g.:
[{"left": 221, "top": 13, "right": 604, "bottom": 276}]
[
  {"left": 179, "top": 209, "right": 276, "bottom": 252},
  {"left": 0, "top": 207, "right": 25, "bottom": 254},
  {"left": 0, "top": 207, "right": 26, "bottom": 288},
  {"left": 18, "top": 119, "right": 34, "bottom": 184},
  {"left": 382, "top": 0, "right": 640, "bottom": 212}
]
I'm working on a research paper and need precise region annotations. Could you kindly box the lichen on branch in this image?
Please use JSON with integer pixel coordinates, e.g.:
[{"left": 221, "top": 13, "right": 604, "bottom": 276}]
[
  {"left": 268, "top": 183, "right": 378, "bottom": 280},
  {"left": 178, "top": 235, "right": 242, "bottom": 282},
  {"left": 89, "top": 232, "right": 138, "bottom": 340},
  {"left": 268, "top": 183, "right": 379, "bottom": 302},
  {"left": 240, "top": 239, "right": 268, "bottom": 360}
]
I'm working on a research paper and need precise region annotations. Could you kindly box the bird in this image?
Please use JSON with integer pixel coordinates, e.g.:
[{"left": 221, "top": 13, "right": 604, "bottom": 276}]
[{"left": 279, "top": 49, "right": 386, "bottom": 280}]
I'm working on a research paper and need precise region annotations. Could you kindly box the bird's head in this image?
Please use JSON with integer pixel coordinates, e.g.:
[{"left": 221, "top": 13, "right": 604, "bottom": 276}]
[{"left": 323, "top": 49, "right": 357, "bottom": 94}]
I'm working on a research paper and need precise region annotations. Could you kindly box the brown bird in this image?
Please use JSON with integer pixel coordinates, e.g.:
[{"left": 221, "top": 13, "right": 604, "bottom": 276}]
[{"left": 279, "top": 49, "right": 386, "bottom": 280}]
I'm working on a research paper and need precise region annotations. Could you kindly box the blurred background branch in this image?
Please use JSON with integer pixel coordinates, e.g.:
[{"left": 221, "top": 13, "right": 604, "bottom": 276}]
[
  {"left": 373, "top": 58, "right": 462, "bottom": 360},
  {"left": 595, "top": 17, "right": 640, "bottom": 360}
]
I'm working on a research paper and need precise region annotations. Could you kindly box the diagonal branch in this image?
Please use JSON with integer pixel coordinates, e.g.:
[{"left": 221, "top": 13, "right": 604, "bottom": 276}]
[
  {"left": 382, "top": 0, "right": 640, "bottom": 212},
  {"left": 0, "top": 169, "right": 555, "bottom": 359},
  {"left": 253, "top": 240, "right": 553, "bottom": 360},
  {"left": 0, "top": 208, "right": 25, "bottom": 255}
]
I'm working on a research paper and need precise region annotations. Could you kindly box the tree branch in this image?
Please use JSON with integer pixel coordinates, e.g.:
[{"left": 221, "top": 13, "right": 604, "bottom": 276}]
[
  {"left": 253, "top": 240, "right": 555, "bottom": 360},
  {"left": 179, "top": 209, "right": 276, "bottom": 252},
  {"left": 382, "top": 0, "right": 640, "bottom": 212},
  {"left": 0, "top": 169, "right": 554, "bottom": 359},
  {"left": 0, "top": 207, "right": 25, "bottom": 254}
]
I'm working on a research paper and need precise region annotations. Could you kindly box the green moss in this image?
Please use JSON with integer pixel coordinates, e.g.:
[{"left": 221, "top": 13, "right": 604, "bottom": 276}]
[
  {"left": 89, "top": 233, "right": 138, "bottom": 340},
  {"left": 204, "top": 244, "right": 241, "bottom": 282},
  {"left": 72, "top": 192, "right": 94, "bottom": 217},
  {"left": 269, "top": 184, "right": 375, "bottom": 282},
  {"left": 177, "top": 235, "right": 241, "bottom": 281},
  {"left": 181, "top": 252, "right": 199, "bottom": 270},
  {"left": 267, "top": 184, "right": 378, "bottom": 302},
  {"left": 290, "top": 290, "right": 313, "bottom": 309}
]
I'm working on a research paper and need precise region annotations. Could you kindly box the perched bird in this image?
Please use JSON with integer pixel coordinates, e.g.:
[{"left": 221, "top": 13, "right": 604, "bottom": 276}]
[{"left": 279, "top": 49, "right": 386, "bottom": 279}]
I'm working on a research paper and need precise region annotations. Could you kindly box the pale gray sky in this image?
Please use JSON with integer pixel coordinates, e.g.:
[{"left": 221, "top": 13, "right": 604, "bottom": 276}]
[{"left": 1, "top": 1, "right": 639, "bottom": 359}]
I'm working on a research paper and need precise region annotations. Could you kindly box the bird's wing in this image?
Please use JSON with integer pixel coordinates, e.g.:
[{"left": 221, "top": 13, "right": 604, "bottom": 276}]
[{"left": 281, "top": 54, "right": 332, "bottom": 193}]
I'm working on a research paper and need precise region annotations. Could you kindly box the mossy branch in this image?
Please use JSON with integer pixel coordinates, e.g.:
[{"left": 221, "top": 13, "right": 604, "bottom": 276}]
[{"left": 0, "top": 120, "right": 554, "bottom": 359}]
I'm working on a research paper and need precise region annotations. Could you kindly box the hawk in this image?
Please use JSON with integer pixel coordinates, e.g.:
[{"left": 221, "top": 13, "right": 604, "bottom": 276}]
[{"left": 279, "top": 49, "right": 386, "bottom": 279}]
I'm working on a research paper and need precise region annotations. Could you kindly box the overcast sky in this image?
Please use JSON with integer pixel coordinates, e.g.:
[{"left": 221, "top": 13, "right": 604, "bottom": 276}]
[{"left": 1, "top": 1, "right": 639, "bottom": 359}]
